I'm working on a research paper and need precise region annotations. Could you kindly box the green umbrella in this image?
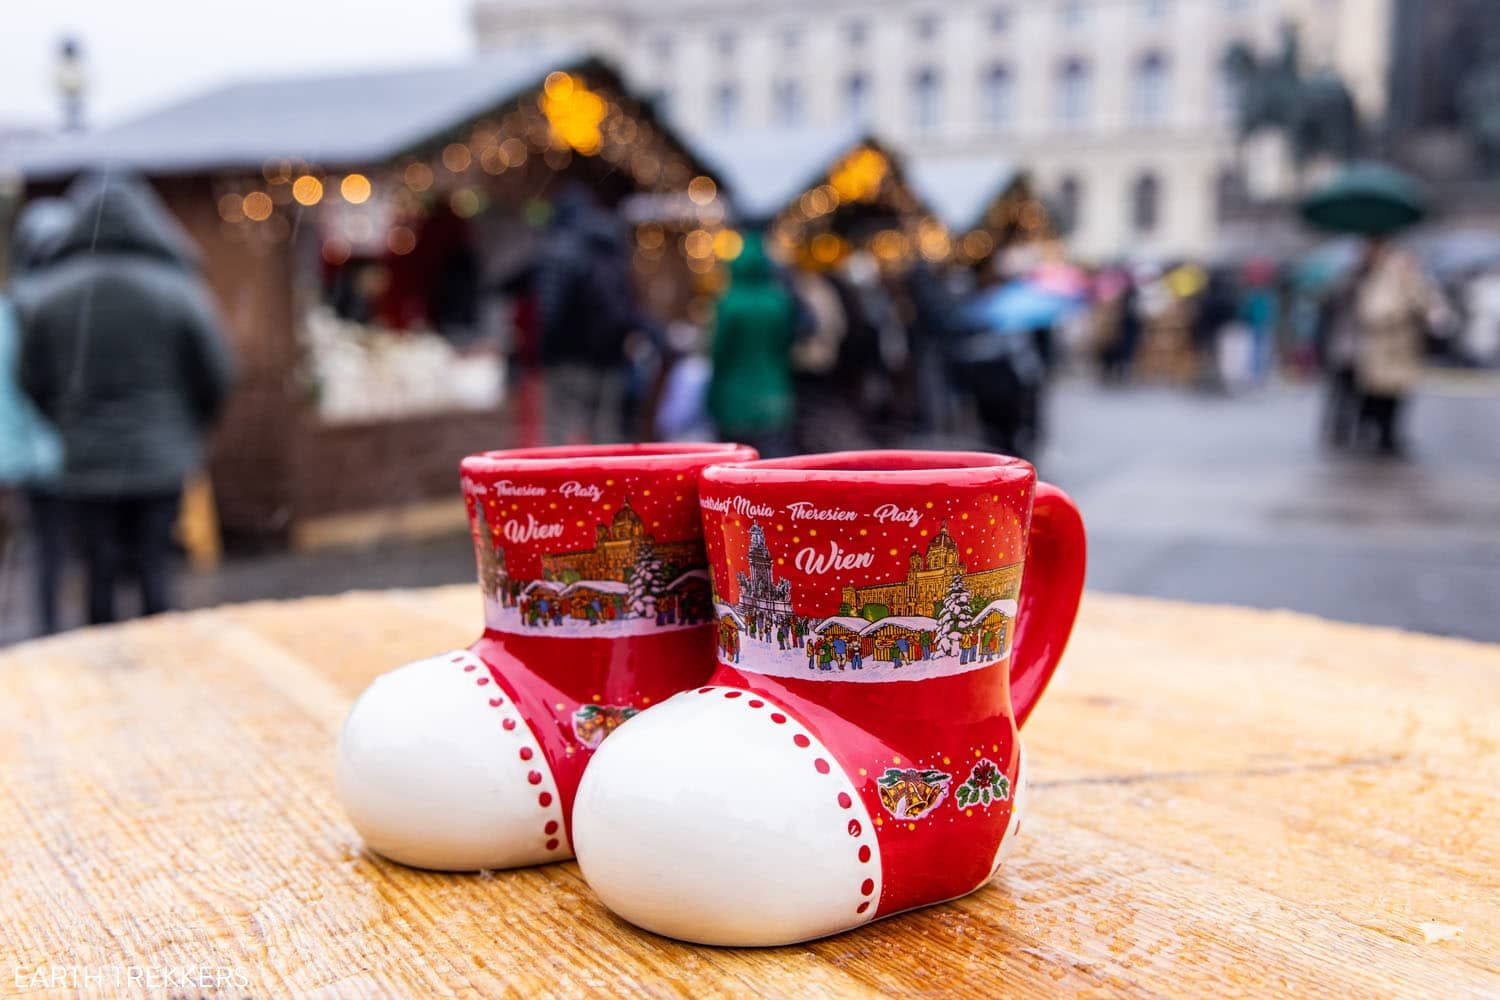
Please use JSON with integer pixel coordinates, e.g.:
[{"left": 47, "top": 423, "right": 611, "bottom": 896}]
[{"left": 1299, "top": 162, "right": 1428, "bottom": 236}]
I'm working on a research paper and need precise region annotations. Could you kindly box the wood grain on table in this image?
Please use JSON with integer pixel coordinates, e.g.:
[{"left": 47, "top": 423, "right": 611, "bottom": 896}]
[{"left": 1, "top": 588, "right": 1496, "bottom": 998}]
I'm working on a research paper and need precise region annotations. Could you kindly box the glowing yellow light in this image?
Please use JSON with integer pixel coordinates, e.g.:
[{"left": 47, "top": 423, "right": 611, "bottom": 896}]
[
  {"left": 217, "top": 193, "right": 244, "bottom": 223},
  {"left": 961, "top": 230, "right": 996, "bottom": 260},
  {"left": 636, "top": 225, "right": 665, "bottom": 251},
  {"left": 480, "top": 146, "right": 506, "bottom": 174},
  {"left": 340, "top": 173, "right": 372, "bottom": 204},
  {"left": 713, "top": 229, "right": 744, "bottom": 260},
  {"left": 442, "top": 143, "right": 472, "bottom": 173},
  {"left": 450, "top": 188, "right": 482, "bottom": 218},
  {"left": 291, "top": 175, "right": 323, "bottom": 206},
  {"left": 500, "top": 137, "right": 528, "bottom": 168},
  {"left": 404, "top": 162, "right": 434, "bottom": 192},
  {"left": 810, "top": 232, "right": 845, "bottom": 265},
  {"left": 387, "top": 226, "right": 417, "bottom": 256},
  {"left": 829, "top": 147, "right": 888, "bottom": 203},
  {"left": 241, "top": 191, "right": 274, "bottom": 222},
  {"left": 683, "top": 228, "right": 714, "bottom": 259},
  {"left": 321, "top": 239, "right": 351, "bottom": 266},
  {"left": 687, "top": 175, "right": 717, "bottom": 206},
  {"left": 871, "top": 229, "right": 907, "bottom": 261},
  {"left": 917, "top": 219, "right": 951, "bottom": 261},
  {"left": 539, "top": 72, "right": 607, "bottom": 155},
  {"left": 544, "top": 71, "right": 575, "bottom": 100}
]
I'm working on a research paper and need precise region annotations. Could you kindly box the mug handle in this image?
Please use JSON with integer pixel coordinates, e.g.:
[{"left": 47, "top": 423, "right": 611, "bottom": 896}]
[{"left": 1008, "top": 482, "right": 1087, "bottom": 729}]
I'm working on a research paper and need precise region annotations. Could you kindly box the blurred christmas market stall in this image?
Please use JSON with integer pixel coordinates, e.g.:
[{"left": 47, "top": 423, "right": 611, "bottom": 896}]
[
  {"left": 907, "top": 155, "right": 1056, "bottom": 272},
  {"left": 7, "top": 53, "right": 727, "bottom": 547},
  {"left": 692, "top": 127, "right": 1053, "bottom": 273},
  {"left": 693, "top": 127, "right": 934, "bottom": 270}
]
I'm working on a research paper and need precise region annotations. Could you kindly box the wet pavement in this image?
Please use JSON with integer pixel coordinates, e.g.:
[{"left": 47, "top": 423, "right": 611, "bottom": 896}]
[{"left": 2, "top": 371, "right": 1497, "bottom": 646}]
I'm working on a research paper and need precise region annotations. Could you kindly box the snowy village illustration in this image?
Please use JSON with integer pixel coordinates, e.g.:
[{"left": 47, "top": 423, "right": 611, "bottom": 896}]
[
  {"left": 714, "top": 521, "right": 1021, "bottom": 683},
  {"left": 474, "top": 500, "right": 713, "bottom": 637}
]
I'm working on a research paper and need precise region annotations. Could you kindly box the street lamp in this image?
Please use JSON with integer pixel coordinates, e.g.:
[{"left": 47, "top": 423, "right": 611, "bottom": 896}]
[{"left": 55, "top": 36, "right": 87, "bottom": 132}]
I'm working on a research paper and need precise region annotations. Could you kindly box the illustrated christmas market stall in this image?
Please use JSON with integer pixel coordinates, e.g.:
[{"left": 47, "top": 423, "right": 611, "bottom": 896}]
[{"left": 11, "top": 53, "right": 727, "bottom": 546}]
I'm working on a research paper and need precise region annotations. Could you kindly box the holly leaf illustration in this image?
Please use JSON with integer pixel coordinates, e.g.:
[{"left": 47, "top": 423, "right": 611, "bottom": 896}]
[{"left": 994, "top": 775, "right": 1011, "bottom": 800}]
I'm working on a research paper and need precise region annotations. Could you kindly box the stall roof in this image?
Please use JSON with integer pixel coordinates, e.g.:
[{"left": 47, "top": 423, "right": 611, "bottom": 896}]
[
  {"left": 688, "top": 123, "right": 878, "bottom": 221},
  {"left": 7, "top": 49, "right": 618, "bottom": 180},
  {"left": 908, "top": 155, "right": 1022, "bottom": 234}
]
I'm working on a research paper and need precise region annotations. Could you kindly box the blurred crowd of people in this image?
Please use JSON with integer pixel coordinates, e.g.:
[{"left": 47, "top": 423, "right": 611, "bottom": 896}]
[
  {"left": 0, "top": 174, "right": 234, "bottom": 636},
  {"left": 515, "top": 189, "right": 1493, "bottom": 467}
]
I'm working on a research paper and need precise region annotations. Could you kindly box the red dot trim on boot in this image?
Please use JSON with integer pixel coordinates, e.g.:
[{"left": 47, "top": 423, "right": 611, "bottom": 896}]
[{"left": 454, "top": 654, "right": 568, "bottom": 859}]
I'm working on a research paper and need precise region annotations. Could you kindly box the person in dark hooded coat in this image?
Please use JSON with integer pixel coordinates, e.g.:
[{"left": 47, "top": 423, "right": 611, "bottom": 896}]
[
  {"left": 18, "top": 173, "right": 235, "bottom": 624},
  {"left": 531, "top": 186, "right": 645, "bottom": 444}
]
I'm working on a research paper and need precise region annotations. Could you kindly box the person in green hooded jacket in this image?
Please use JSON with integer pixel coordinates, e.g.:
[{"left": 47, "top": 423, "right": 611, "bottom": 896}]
[{"left": 708, "top": 231, "right": 796, "bottom": 457}]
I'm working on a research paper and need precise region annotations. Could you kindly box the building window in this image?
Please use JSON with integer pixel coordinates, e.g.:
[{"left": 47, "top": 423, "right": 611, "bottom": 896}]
[
  {"left": 1057, "top": 175, "right": 1083, "bottom": 234},
  {"left": 847, "top": 19, "right": 869, "bottom": 46},
  {"left": 715, "top": 30, "right": 738, "bottom": 58},
  {"left": 844, "top": 72, "right": 872, "bottom": 122},
  {"left": 1059, "top": 0, "right": 1086, "bottom": 28},
  {"left": 989, "top": 6, "right": 1011, "bottom": 32},
  {"left": 781, "top": 26, "right": 801, "bottom": 51},
  {"left": 912, "top": 67, "right": 943, "bottom": 134},
  {"left": 1216, "top": 51, "right": 1245, "bottom": 124},
  {"left": 1131, "top": 172, "right": 1161, "bottom": 233},
  {"left": 714, "top": 82, "right": 740, "bottom": 129},
  {"left": 774, "top": 78, "right": 803, "bottom": 126},
  {"left": 914, "top": 13, "right": 941, "bottom": 41},
  {"left": 1215, "top": 166, "right": 1247, "bottom": 220},
  {"left": 1132, "top": 52, "right": 1170, "bottom": 123},
  {"left": 982, "top": 64, "right": 1014, "bottom": 129},
  {"left": 1057, "top": 59, "right": 1091, "bottom": 125}
]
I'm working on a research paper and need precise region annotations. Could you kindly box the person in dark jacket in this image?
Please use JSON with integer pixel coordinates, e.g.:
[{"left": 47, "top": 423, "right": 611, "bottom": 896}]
[
  {"left": 532, "top": 187, "right": 643, "bottom": 444},
  {"left": 19, "top": 173, "right": 235, "bottom": 624}
]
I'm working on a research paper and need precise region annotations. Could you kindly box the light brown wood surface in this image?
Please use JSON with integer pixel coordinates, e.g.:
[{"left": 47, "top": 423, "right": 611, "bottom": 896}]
[{"left": 1, "top": 588, "right": 1496, "bottom": 998}]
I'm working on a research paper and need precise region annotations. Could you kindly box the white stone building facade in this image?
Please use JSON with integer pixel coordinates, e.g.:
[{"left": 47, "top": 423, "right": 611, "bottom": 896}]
[{"left": 473, "top": 0, "right": 1393, "bottom": 259}]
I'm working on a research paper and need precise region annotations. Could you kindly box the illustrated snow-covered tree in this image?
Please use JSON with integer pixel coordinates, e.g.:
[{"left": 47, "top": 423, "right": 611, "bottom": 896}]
[
  {"left": 626, "top": 540, "right": 665, "bottom": 618},
  {"left": 936, "top": 569, "right": 973, "bottom": 656}
]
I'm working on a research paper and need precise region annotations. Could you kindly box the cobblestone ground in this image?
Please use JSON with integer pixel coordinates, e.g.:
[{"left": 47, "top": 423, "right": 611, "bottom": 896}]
[{"left": 2, "top": 371, "right": 1497, "bottom": 646}]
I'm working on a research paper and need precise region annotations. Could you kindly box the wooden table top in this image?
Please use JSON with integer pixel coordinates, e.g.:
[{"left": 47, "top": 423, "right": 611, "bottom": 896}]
[{"left": 2, "top": 588, "right": 1496, "bottom": 998}]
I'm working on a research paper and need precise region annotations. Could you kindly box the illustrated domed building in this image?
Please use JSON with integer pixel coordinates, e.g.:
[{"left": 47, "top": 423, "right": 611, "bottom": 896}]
[
  {"left": 840, "top": 522, "right": 1021, "bottom": 618},
  {"left": 540, "top": 499, "right": 704, "bottom": 582},
  {"left": 736, "top": 522, "right": 793, "bottom": 621}
]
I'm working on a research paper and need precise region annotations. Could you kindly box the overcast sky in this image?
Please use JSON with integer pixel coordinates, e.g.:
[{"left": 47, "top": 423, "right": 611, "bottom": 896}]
[{"left": 1, "top": 0, "right": 475, "bottom": 129}]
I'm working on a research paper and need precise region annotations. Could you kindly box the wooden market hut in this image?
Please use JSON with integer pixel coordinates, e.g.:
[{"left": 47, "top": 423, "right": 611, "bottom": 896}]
[
  {"left": 861, "top": 615, "right": 940, "bottom": 663},
  {"left": 908, "top": 155, "right": 1051, "bottom": 268},
  {"left": 964, "top": 598, "right": 1018, "bottom": 655},
  {"left": 561, "top": 580, "right": 628, "bottom": 621},
  {"left": 10, "top": 52, "right": 726, "bottom": 548},
  {"left": 694, "top": 125, "right": 939, "bottom": 266},
  {"left": 813, "top": 616, "right": 870, "bottom": 645}
]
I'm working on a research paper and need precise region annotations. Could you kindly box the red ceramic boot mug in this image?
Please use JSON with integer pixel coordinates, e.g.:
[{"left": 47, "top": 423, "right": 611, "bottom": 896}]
[
  {"left": 573, "top": 450, "right": 1086, "bottom": 944},
  {"left": 337, "top": 442, "right": 755, "bottom": 870}
]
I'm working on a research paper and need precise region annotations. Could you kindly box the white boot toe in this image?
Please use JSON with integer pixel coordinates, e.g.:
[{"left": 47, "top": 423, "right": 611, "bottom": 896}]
[
  {"left": 337, "top": 650, "right": 567, "bottom": 871},
  {"left": 573, "top": 687, "right": 881, "bottom": 946}
]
